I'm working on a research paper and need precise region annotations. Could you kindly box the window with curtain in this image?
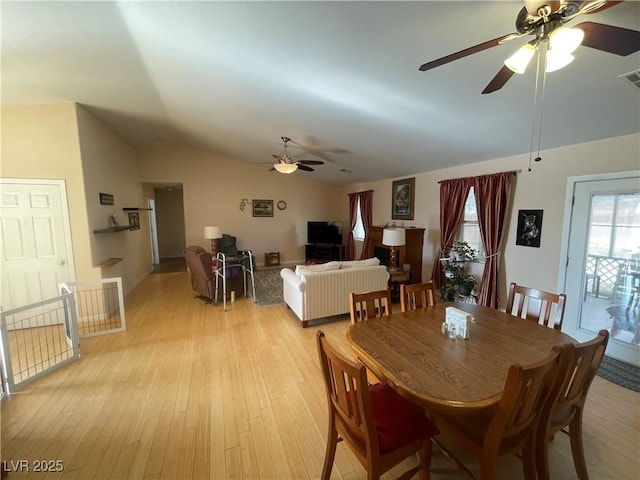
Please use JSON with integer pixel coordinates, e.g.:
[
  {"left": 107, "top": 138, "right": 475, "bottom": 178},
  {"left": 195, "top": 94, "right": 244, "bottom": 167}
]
[
  {"left": 352, "top": 198, "right": 365, "bottom": 241},
  {"left": 457, "top": 187, "right": 485, "bottom": 261}
]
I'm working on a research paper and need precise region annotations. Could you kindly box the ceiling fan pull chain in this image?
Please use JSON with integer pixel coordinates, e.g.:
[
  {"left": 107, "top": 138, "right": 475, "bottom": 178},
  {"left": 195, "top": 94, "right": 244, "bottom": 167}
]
[
  {"left": 528, "top": 47, "right": 543, "bottom": 172},
  {"left": 535, "top": 43, "right": 550, "bottom": 165}
]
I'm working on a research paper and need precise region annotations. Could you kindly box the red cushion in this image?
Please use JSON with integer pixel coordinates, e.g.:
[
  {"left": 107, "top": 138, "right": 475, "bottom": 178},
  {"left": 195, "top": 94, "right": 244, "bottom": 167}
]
[{"left": 369, "top": 383, "right": 438, "bottom": 453}]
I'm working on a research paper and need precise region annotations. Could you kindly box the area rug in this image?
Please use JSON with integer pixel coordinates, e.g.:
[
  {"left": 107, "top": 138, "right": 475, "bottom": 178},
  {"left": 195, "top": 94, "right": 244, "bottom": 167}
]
[
  {"left": 252, "top": 268, "right": 284, "bottom": 307},
  {"left": 597, "top": 355, "right": 640, "bottom": 392}
]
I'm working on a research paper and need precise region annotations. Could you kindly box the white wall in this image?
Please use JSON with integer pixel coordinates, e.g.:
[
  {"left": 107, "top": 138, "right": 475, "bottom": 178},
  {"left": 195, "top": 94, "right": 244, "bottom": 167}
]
[
  {"left": 137, "top": 145, "right": 346, "bottom": 266},
  {"left": 346, "top": 133, "right": 640, "bottom": 306}
]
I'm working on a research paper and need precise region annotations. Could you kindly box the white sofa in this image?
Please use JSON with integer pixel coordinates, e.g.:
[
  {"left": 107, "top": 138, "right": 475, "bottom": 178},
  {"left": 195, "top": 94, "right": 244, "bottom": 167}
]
[{"left": 280, "top": 258, "right": 390, "bottom": 327}]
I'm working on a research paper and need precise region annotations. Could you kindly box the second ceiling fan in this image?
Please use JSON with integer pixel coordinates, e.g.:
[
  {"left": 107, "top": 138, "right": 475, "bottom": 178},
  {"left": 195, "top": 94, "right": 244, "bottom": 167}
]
[
  {"left": 418, "top": 0, "right": 640, "bottom": 93},
  {"left": 271, "top": 137, "right": 324, "bottom": 174}
]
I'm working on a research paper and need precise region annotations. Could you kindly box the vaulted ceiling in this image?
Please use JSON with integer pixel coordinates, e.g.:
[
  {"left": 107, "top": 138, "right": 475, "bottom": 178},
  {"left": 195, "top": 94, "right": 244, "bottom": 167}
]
[{"left": 3, "top": 1, "right": 639, "bottom": 184}]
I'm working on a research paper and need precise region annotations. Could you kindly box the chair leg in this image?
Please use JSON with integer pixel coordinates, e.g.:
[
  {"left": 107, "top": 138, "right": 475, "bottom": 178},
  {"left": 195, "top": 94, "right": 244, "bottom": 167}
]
[
  {"left": 568, "top": 413, "right": 589, "bottom": 480},
  {"left": 321, "top": 420, "right": 338, "bottom": 480},
  {"left": 535, "top": 432, "right": 552, "bottom": 480},
  {"left": 418, "top": 439, "right": 432, "bottom": 480},
  {"left": 521, "top": 442, "right": 537, "bottom": 480}
]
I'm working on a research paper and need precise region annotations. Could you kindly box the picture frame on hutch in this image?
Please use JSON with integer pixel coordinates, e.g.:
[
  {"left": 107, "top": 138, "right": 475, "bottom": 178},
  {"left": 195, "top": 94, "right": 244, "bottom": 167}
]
[{"left": 391, "top": 177, "right": 415, "bottom": 220}]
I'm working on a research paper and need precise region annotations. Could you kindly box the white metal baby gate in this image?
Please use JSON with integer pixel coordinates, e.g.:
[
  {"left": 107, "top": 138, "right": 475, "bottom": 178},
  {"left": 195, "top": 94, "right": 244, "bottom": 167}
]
[{"left": 0, "top": 277, "right": 125, "bottom": 394}]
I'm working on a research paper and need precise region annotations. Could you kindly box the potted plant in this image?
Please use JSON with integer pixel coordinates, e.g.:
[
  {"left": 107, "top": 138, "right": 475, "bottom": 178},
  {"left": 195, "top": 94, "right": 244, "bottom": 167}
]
[
  {"left": 440, "top": 241, "right": 478, "bottom": 301},
  {"left": 443, "top": 241, "right": 477, "bottom": 262}
]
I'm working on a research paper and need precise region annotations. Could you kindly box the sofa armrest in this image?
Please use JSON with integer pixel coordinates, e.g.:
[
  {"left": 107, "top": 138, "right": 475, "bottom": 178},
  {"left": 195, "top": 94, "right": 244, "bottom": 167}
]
[{"left": 281, "top": 268, "right": 304, "bottom": 291}]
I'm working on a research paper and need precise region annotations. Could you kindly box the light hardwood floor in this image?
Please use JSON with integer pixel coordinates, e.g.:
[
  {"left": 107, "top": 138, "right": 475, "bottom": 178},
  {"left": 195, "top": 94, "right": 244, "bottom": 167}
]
[{"left": 2, "top": 270, "right": 639, "bottom": 479}]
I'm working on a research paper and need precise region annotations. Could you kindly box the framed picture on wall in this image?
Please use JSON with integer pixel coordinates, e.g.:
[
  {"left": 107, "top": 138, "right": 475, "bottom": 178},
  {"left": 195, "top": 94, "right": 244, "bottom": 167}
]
[
  {"left": 252, "top": 199, "right": 274, "bottom": 217},
  {"left": 515, "top": 209, "right": 543, "bottom": 247},
  {"left": 391, "top": 177, "right": 415, "bottom": 220},
  {"left": 128, "top": 212, "right": 140, "bottom": 231}
]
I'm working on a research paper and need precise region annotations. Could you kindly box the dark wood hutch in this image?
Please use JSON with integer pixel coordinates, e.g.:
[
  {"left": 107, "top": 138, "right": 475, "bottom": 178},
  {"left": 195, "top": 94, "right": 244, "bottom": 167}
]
[{"left": 368, "top": 226, "right": 425, "bottom": 284}]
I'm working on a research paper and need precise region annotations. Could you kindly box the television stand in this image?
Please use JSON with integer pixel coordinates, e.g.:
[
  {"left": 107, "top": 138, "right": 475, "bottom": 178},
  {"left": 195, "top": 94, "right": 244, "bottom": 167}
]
[{"left": 305, "top": 244, "right": 344, "bottom": 264}]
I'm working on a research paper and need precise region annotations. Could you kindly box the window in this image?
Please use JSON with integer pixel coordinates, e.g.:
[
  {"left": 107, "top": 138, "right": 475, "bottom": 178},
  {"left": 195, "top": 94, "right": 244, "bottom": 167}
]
[
  {"left": 353, "top": 198, "right": 365, "bottom": 241},
  {"left": 457, "top": 187, "right": 485, "bottom": 261},
  {"left": 588, "top": 193, "right": 640, "bottom": 259}
]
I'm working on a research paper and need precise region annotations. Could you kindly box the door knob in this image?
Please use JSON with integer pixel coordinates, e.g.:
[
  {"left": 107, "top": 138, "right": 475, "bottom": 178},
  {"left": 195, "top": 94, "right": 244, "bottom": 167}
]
[{"left": 58, "top": 260, "right": 66, "bottom": 265}]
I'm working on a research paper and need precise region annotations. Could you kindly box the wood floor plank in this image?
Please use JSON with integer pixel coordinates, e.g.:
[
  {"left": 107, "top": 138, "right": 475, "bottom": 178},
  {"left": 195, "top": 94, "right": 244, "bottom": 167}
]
[{"left": 1, "top": 270, "right": 638, "bottom": 479}]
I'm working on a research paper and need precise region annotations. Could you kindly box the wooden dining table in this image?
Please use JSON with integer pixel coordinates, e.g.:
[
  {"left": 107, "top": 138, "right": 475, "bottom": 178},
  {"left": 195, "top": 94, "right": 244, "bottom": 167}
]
[{"left": 346, "top": 302, "right": 575, "bottom": 415}]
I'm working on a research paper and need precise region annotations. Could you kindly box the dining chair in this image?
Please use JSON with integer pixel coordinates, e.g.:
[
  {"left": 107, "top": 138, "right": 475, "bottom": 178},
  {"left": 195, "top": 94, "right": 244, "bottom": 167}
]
[
  {"left": 349, "top": 287, "right": 392, "bottom": 324},
  {"left": 505, "top": 282, "right": 567, "bottom": 330},
  {"left": 430, "top": 348, "right": 562, "bottom": 480},
  {"left": 536, "top": 329, "right": 609, "bottom": 480},
  {"left": 316, "top": 331, "right": 438, "bottom": 480},
  {"left": 400, "top": 281, "right": 436, "bottom": 312}
]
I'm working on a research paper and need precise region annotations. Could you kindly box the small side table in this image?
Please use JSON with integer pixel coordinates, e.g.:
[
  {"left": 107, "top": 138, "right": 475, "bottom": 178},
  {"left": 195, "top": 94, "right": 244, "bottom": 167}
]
[
  {"left": 388, "top": 269, "right": 411, "bottom": 302},
  {"left": 265, "top": 251, "right": 280, "bottom": 267}
]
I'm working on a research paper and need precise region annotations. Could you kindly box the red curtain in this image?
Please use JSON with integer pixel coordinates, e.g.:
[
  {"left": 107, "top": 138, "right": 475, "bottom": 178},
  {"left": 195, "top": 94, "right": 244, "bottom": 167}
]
[
  {"left": 360, "top": 191, "right": 374, "bottom": 259},
  {"left": 474, "top": 172, "right": 515, "bottom": 308},
  {"left": 346, "top": 193, "right": 359, "bottom": 260},
  {"left": 431, "top": 178, "right": 473, "bottom": 288},
  {"left": 346, "top": 190, "right": 374, "bottom": 260}
]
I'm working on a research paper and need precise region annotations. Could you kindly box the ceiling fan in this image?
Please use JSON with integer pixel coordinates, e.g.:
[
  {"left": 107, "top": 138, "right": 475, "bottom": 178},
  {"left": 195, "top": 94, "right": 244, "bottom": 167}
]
[
  {"left": 271, "top": 137, "right": 325, "bottom": 174},
  {"left": 418, "top": 0, "right": 640, "bottom": 94}
]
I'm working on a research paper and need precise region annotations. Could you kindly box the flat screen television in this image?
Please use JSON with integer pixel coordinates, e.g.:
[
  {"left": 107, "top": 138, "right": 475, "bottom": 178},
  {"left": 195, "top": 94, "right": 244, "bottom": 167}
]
[{"left": 307, "top": 221, "right": 343, "bottom": 245}]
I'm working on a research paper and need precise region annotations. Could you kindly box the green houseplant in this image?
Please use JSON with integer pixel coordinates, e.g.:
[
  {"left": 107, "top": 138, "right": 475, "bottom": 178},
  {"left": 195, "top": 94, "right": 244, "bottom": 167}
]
[{"left": 440, "top": 241, "right": 478, "bottom": 301}]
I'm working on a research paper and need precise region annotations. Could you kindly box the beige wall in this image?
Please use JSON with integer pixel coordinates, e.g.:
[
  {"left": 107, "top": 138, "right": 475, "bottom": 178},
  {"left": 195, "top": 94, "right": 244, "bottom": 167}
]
[
  {"left": 76, "top": 105, "right": 153, "bottom": 292},
  {"left": 137, "top": 146, "right": 346, "bottom": 265},
  {"left": 346, "top": 133, "right": 640, "bottom": 306},
  {"left": 2, "top": 103, "right": 152, "bottom": 294}
]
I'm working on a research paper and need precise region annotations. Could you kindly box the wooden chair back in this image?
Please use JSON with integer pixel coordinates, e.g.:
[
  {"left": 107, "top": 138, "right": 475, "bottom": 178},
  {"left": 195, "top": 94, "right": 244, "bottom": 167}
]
[
  {"left": 432, "top": 348, "right": 562, "bottom": 480},
  {"left": 505, "top": 282, "right": 567, "bottom": 330},
  {"left": 349, "top": 288, "right": 392, "bottom": 324},
  {"left": 400, "top": 281, "right": 436, "bottom": 312},
  {"left": 316, "top": 331, "right": 435, "bottom": 480},
  {"left": 536, "top": 329, "right": 609, "bottom": 480}
]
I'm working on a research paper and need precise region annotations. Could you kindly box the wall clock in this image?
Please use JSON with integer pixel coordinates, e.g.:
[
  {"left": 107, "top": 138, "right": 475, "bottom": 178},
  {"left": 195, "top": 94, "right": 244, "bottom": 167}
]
[{"left": 277, "top": 200, "right": 287, "bottom": 210}]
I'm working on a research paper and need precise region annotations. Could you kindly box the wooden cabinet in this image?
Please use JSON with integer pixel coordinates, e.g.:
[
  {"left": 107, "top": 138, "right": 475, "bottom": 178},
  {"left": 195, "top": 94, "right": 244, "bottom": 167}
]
[
  {"left": 368, "top": 226, "right": 425, "bottom": 284},
  {"left": 305, "top": 244, "right": 344, "bottom": 263}
]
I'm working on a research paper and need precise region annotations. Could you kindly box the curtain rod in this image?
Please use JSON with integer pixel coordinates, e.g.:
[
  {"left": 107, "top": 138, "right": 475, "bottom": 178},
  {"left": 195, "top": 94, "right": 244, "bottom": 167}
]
[{"left": 437, "top": 170, "right": 520, "bottom": 184}]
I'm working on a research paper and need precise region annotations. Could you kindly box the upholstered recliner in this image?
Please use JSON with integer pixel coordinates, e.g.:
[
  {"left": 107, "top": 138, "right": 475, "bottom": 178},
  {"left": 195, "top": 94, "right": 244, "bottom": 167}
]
[
  {"left": 184, "top": 245, "right": 244, "bottom": 302},
  {"left": 217, "top": 234, "right": 256, "bottom": 271},
  {"left": 185, "top": 245, "right": 215, "bottom": 301}
]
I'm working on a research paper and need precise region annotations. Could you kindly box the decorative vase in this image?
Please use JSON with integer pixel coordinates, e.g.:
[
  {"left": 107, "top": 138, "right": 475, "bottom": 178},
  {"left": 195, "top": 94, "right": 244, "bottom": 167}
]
[{"left": 458, "top": 285, "right": 472, "bottom": 296}]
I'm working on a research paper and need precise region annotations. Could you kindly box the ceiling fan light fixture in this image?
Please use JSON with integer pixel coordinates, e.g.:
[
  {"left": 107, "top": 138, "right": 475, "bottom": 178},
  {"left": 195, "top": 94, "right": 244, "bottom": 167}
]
[
  {"left": 546, "top": 49, "right": 575, "bottom": 72},
  {"left": 549, "top": 27, "right": 584, "bottom": 53},
  {"left": 504, "top": 42, "right": 536, "bottom": 74},
  {"left": 273, "top": 163, "right": 298, "bottom": 174}
]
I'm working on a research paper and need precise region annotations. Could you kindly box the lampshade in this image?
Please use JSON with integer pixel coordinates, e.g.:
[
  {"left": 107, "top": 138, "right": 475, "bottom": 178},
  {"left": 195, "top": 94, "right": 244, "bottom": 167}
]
[
  {"left": 203, "top": 225, "right": 222, "bottom": 240},
  {"left": 274, "top": 163, "right": 298, "bottom": 174},
  {"left": 549, "top": 27, "right": 584, "bottom": 54},
  {"left": 546, "top": 50, "right": 575, "bottom": 73},
  {"left": 504, "top": 42, "right": 536, "bottom": 74},
  {"left": 382, "top": 228, "right": 406, "bottom": 247}
]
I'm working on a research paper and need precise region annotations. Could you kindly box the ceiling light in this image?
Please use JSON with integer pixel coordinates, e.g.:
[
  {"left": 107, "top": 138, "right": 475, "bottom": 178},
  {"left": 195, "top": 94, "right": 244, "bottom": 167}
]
[
  {"left": 550, "top": 27, "right": 584, "bottom": 53},
  {"left": 546, "top": 50, "right": 575, "bottom": 72},
  {"left": 274, "top": 163, "right": 298, "bottom": 174},
  {"left": 505, "top": 42, "right": 536, "bottom": 74}
]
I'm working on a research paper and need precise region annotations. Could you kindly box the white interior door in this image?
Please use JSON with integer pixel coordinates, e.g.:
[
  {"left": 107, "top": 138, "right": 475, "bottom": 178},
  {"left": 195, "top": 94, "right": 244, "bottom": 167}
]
[
  {"left": 0, "top": 179, "right": 75, "bottom": 321},
  {"left": 561, "top": 171, "right": 640, "bottom": 366}
]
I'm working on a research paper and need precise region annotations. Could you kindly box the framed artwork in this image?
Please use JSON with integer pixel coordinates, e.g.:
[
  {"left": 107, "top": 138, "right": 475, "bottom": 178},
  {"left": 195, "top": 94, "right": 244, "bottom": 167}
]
[
  {"left": 252, "top": 199, "right": 274, "bottom": 217},
  {"left": 516, "top": 209, "right": 543, "bottom": 247},
  {"left": 391, "top": 177, "right": 415, "bottom": 220},
  {"left": 99, "top": 192, "right": 114, "bottom": 205},
  {"left": 128, "top": 212, "right": 140, "bottom": 231}
]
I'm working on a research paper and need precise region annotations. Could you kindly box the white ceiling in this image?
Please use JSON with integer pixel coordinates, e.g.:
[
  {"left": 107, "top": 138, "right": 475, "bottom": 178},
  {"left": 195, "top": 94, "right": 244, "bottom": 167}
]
[{"left": 3, "top": 1, "right": 639, "bottom": 184}]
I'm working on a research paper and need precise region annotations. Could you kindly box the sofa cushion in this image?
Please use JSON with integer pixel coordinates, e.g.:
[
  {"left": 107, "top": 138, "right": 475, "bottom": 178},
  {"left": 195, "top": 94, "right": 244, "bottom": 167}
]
[
  {"left": 295, "top": 261, "right": 341, "bottom": 276},
  {"left": 340, "top": 258, "right": 380, "bottom": 268}
]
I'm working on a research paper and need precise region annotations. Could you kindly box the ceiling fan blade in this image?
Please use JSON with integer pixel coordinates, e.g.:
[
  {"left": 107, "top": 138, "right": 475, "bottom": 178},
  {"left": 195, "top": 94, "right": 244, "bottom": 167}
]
[
  {"left": 297, "top": 165, "right": 314, "bottom": 172},
  {"left": 297, "top": 160, "right": 324, "bottom": 165},
  {"left": 581, "top": 0, "right": 623, "bottom": 14},
  {"left": 272, "top": 154, "right": 284, "bottom": 160},
  {"left": 577, "top": 21, "right": 640, "bottom": 56},
  {"left": 269, "top": 167, "right": 276, "bottom": 171},
  {"left": 419, "top": 33, "right": 520, "bottom": 72},
  {"left": 482, "top": 66, "right": 516, "bottom": 94}
]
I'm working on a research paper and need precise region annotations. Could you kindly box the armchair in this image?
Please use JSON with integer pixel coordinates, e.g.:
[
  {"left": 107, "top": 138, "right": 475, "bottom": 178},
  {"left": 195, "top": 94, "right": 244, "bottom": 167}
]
[{"left": 184, "top": 245, "right": 243, "bottom": 302}]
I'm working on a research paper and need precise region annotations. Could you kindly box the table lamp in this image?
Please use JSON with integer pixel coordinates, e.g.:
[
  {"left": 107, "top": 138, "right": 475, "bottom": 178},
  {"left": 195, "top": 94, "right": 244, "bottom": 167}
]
[
  {"left": 382, "top": 228, "right": 405, "bottom": 272},
  {"left": 203, "top": 225, "right": 223, "bottom": 263}
]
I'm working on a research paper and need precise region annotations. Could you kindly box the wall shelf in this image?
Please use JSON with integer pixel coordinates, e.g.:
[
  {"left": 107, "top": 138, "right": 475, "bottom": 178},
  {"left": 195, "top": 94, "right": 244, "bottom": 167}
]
[
  {"left": 94, "top": 257, "right": 122, "bottom": 267},
  {"left": 122, "top": 207, "right": 152, "bottom": 211},
  {"left": 93, "top": 226, "right": 130, "bottom": 233}
]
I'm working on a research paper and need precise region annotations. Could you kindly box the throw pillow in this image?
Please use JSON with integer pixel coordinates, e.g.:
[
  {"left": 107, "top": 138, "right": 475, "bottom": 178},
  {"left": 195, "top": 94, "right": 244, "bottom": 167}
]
[
  {"left": 295, "top": 261, "right": 341, "bottom": 276},
  {"left": 340, "top": 258, "right": 380, "bottom": 268}
]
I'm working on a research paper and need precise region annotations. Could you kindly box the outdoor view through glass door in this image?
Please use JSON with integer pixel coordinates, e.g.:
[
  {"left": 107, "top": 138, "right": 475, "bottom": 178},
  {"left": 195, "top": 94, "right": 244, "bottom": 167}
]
[{"left": 563, "top": 173, "right": 639, "bottom": 366}]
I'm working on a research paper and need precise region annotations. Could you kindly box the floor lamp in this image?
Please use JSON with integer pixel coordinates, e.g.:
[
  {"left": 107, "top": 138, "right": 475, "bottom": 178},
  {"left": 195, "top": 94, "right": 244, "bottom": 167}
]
[
  {"left": 382, "top": 228, "right": 405, "bottom": 272},
  {"left": 204, "top": 226, "right": 223, "bottom": 266}
]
